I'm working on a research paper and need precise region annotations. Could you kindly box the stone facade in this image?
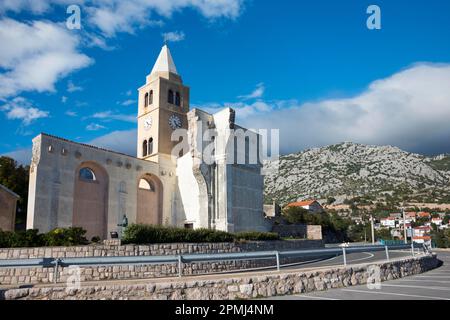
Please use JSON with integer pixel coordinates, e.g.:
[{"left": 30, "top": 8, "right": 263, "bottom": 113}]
[
  {"left": 0, "top": 240, "right": 323, "bottom": 286},
  {"left": 177, "top": 108, "right": 271, "bottom": 232},
  {"left": 0, "top": 254, "right": 438, "bottom": 300},
  {"left": 27, "top": 133, "right": 175, "bottom": 240},
  {"left": 26, "top": 44, "right": 272, "bottom": 238},
  {"left": 0, "top": 184, "right": 19, "bottom": 232}
]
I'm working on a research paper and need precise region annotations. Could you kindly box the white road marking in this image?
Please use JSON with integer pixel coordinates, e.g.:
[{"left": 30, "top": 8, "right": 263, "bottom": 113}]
[
  {"left": 347, "top": 252, "right": 374, "bottom": 263},
  {"left": 381, "top": 284, "right": 450, "bottom": 291},
  {"left": 293, "top": 295, "right": 339, "bottom": 300},
  {"left": 341, "top": 289, "right": 450, "bottom": 300},
  {"left": 397, "top": 279, "right": 450, "bottom": 284},
  {"left": 415, "top": 276, "right": 450, "bottom": 279}
]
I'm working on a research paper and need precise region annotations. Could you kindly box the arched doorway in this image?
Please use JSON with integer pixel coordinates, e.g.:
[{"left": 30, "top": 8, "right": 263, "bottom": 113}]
[
  {"left": 136, "top": 174, "right": 163, "bottom": 225},
  {"left": 73, "top": 162, "right": 109, "bottom": 240}
]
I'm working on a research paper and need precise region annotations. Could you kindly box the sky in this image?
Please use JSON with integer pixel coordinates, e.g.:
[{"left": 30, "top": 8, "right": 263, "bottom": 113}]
[{"left": 1, "top": 0, "right": 450, "bottom": 164}]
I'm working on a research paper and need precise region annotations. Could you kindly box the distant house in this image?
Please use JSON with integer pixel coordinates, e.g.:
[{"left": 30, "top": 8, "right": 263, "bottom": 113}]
[
  {"left": 417, "top": 212, "right": 431, "bottom": 219},
  {"left": 406, "top": 212, "right": 417, "bottom": 222},
  {"left": 286, "top": 200, "right": 324, "bottom": 213},
  {"left": 413, "top": 226, "right": 432, "bottom": 237},
  {"left": 389, "top": 213, "right": 402, "bottom": 219},
  {"left": 431, "top": 217, "right": 443, "bottom": 226},
  {"left": 380, "top": 217, "right": 396, "bottom": 228},
  {"left": 413, "top": 236, "right": 432, "bottom": 244},
  {"left": 0, "top": 184, "right": 19, "bottom": 232},
  {"left": 351, "top": 216, "right": 364, "bottom": 225}
]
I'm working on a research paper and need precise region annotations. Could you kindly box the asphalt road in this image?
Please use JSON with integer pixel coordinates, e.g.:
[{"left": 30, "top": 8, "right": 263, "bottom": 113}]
[
  {"left": 270, "top": 250, "right": 450, "bottom": 300},
  {"left": 279, "top": 249, "right": 412, "bottom": 271}
]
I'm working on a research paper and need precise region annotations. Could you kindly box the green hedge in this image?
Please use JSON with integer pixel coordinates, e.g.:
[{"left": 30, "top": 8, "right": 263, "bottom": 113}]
[
  {"left": 122, "top": 225, "right": 234, "bottom": 244},
  {"left": 122, "top": 224, "right": 280, "bottom": 244},
  {"left": 233, "top": 231, "right": 280, "bottom": 241},
  {"left": 0, "top": 225, "right": 282, "bottom": 248},
  {"left": 0, "top": 228, "right": 89, "bottom": 248}
]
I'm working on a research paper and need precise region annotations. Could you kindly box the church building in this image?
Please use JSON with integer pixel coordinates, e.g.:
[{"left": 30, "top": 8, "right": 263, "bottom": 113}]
[{"left": 26, "top": 45, "right": 271, "bottom": 240}]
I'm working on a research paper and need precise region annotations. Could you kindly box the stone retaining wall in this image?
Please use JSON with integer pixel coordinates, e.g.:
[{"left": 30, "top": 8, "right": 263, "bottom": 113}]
[
  {"left": 0, "top": 254, "right": 438, "bottom": 300},
  {"left": 272, "top": 225, "right": 322, "bottom": 240},
  {"left": 0, "top": 240, "right": 323, "bottom": 286}
]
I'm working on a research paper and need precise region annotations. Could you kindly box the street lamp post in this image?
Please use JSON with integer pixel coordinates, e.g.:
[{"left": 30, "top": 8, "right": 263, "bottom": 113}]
[
  {"left": 370, "top": 215, "right": 375, "bottom": 245},
  {"left": 402, "top": 207, "right": 408, "bottom": 244}
]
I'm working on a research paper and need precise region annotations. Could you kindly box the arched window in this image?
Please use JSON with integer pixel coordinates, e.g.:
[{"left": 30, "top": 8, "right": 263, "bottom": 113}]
[
  {"left": 148, "top": 138, "right": 154, "bottom": 155},
  {"left": 175, "top": 92, "right": 181, "bottom": 106},
  {"left": 79, "top": 167, "right": 96, "bottom": 181},
  {"left": 168, "top": 89, "right": 174, "bottom": 104},
  {"left": 144, "top": 92, "right": 149, "bottom": 107},
  {"left": 142, "top": 140, "right": 148, "bottom": 157},
  {"left": 149, "top": 90, "right": 153, "bottom": 105},
  {"left": 139, "top": 178, "right": 155, "bottom": 191}
]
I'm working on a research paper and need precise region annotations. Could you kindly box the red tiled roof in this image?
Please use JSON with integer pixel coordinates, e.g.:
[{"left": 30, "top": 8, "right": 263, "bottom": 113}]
[
  {"left": 413, "top": 236, "right": 431, "bottom": 240},
  {"left": 418, "top": 212, "right": 431, "bottom": 217},
  {"left": 286, "top": 200, "right": 317, "bottom": 207}
]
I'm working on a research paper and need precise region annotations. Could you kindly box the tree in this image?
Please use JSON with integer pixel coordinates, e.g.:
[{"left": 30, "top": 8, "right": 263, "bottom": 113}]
[
  {"left": 0, "top": 156, "right": 29, "bottom": 229},
  {"left": 443, "top": 215, "right": 450, "bottom": 225},
  {"left": 326, "top": 197, "right": 336, "bottom": 205},
  {"left": 375, "top": 228, "right": 392, "bottom": 241},
  {"left": 282, "top": 206, "right": 310, "bottom": 225}
]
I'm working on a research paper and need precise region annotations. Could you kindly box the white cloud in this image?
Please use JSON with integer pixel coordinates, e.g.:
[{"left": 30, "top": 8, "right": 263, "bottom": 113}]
[
  {"left": 86, "top": 0, "right": 243, "bottom": 36},
  {"left": 162, "top": 31, "right": 185, "bottom": 43},
  {"left": 88, "top": 129, "right": 137, "bottom": 156},
  {"left": 65, "top": 110, "right": 77, "bottom": 117},
  {"left": 90, "top": 110, "right": 136, "bottom": 123},
  {"left": 86, "top": 123, "right": 106, "bottom": 131},
  {"left": 61, "top": 96, "right": 68, "bottom": 103},
  {"left": 1, "top": 97, "right": 49, "bottom": 125},
  {"left": 226, "top": 63, "right": 450, "bottom": 155},
  {"left": 0, "top": 0, "right": 79, "bottom": 15},
  {"left": 2, "top": 128, "right": 137, "bottom": 165},
  {"left": 67, "top": 80, "right": 83, "bottom": 93},
  {"left": 238, "top": 83, "right": 265, "bottom": 100},
  {"left": 120, "top": 99, "right": 136, "bottom": 106},
  {"left": 0, "top": 18, "right": 92, "bottom": 98},
  {"left": 2, "top": 147, "right": 32, "bottom": 165},
  {"left": 0, "top": 1, "right": 244, "bottom": 37}
]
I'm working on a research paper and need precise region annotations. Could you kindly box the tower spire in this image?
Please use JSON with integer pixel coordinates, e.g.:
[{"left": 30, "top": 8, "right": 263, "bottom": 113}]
[{"left": 150, "top": 44, "right": 178, "bottom": 75}]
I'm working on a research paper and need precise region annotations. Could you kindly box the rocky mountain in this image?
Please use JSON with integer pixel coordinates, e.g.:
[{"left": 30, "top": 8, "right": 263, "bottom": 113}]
[{"left": 264, "top": 142, "right": 450, "bottom": 206}]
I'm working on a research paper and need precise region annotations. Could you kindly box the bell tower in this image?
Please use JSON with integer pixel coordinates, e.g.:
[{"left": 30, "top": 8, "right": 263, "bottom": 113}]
[{"left": 137, "top": 45, "right": 190, "bottom": 163}]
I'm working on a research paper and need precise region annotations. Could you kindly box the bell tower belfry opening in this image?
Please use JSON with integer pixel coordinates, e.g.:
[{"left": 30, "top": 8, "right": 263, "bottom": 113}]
[{"left": 137, "top": 45, "right": 190, "bottom": 163}]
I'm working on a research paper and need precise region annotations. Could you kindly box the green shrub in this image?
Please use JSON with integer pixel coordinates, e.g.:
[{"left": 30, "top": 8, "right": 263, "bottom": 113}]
[
  {"left": 122, "top": 224, "right": 234, "bottom": 244},
  {"left": 43, "top": 227, "right": 89, "bottom": 246},
  {"left": 122, "top": 224, "right": 279, "bottom": 244},
  {"left": 0, "top": 228, "right": 89, "bottom": 248},
  {"left": 234, "top": 232, "right": 280, "bottom": 241},
  {"left": 0, "top": 229, "right": 45, "bottom": 248},
  {"left": 91, "top": 236, "right": 101, "bottom": 243}
]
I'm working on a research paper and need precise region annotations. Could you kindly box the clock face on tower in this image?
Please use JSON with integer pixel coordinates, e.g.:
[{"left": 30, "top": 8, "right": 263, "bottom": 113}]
[
  {"left": 168, "top": 114, "right": 182, "bottom": 130},
  {"left": 143, "top": 117, "right": 152, "bottom": 130}
]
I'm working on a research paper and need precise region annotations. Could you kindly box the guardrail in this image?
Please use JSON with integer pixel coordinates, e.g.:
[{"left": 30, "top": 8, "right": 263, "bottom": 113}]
[{"left": 0, "top": 243, "right": 427, "bottom": 283}]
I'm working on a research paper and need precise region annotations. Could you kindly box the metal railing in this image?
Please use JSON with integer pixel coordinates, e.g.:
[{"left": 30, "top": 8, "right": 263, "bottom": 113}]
[{"left": 0, "top": 243, "right": 427, "bottom": 283}]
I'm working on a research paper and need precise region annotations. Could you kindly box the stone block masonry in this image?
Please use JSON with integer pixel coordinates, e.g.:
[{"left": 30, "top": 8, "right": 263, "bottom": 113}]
[
  {"left": 0, "top": 240, "right": 323, "bottom": 286},
  {"left": 0, "top": 254, "right": 439, "bottom": 300}
]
